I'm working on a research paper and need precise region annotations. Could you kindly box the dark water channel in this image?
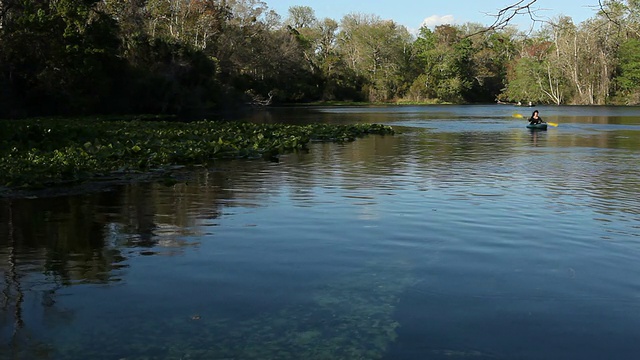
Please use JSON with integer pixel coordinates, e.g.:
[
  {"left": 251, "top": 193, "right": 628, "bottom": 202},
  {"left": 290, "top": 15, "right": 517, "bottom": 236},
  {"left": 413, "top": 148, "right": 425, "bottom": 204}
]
[{"left": 2, "top": 105, "right": 640, "bottom": 359}]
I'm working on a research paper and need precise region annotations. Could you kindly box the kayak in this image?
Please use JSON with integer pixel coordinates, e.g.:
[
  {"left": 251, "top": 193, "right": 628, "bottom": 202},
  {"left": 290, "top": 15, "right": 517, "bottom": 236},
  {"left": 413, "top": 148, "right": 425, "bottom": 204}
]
[{"left": 526, "top": 123, "right": 547, "bottom": 130}]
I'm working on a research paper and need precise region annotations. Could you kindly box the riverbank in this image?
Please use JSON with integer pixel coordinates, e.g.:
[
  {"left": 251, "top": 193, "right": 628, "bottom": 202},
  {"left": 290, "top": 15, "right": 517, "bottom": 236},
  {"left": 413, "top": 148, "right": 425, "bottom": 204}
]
[{"left": 288, "top": 99, "right": 451, "bottom": 106}]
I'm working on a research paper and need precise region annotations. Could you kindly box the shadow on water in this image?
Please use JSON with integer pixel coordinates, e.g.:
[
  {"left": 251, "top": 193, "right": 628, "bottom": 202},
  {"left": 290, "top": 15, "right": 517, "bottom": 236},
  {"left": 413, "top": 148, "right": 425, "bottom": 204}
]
[{"left": 0, "top": 177, "right": 231, "bottom": 358}]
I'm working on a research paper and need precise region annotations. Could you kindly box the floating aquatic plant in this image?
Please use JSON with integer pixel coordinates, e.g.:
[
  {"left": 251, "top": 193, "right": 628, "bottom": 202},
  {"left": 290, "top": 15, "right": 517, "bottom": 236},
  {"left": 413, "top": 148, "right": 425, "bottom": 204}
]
[{"left": 0, "top": 117, "right": 394, "bottom": 190}]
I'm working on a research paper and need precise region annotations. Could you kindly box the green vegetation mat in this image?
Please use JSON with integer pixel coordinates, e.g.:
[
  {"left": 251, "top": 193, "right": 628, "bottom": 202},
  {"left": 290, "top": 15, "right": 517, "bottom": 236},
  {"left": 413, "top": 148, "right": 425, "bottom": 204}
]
[{"left": 0, "top": 117, "right": 394, "bottom": 190}]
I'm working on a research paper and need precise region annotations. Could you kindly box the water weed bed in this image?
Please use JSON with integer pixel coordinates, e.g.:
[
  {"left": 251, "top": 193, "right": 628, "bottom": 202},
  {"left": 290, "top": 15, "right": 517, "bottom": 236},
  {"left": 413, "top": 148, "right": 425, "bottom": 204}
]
[{"left": 0, "top": 116, "right": 394, "bottom": 190}]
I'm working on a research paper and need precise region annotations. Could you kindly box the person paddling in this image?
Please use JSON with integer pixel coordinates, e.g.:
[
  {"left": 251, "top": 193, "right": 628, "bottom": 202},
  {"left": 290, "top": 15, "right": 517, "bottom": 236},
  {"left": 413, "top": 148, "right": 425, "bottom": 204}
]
[{"left": 528, "top": 110, "right": 545, "bottom": 125}]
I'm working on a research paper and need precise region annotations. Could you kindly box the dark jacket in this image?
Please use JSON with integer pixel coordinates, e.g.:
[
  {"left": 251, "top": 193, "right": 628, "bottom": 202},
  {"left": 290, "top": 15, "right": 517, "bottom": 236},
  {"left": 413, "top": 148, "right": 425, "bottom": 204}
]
[{"left": 528, "top": 116, "right": 544, "bottom": 124}]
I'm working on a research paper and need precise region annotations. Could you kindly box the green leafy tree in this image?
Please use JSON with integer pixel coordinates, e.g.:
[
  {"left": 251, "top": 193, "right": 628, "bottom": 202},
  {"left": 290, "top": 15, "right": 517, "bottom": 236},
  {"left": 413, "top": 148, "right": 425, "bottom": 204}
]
[
  {"left": 410, "top": 25, "right": 474, "bottom": 103},
  {"left": 0, "top": 0, "right": 124, "bottom": 117},
  {"left": 613, "top": 38, "right": 640, "bottom": 103},
  {"left": 337, "top": 13, "right": 414, "bottom": 101},
  {"left": 286, "top": 5, "right": 316, "bottom": 29},
  {"left": 465, "top": 26, "right": 518, "bottom": 102},
  {"left": 502, "top": 38, "right": 572, "bottom": 104}
]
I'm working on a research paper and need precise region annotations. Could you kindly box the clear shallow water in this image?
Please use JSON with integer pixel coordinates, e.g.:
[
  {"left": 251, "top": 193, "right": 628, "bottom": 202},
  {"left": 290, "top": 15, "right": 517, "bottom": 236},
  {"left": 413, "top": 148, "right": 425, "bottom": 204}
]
[{"left": 2, "top": 105, "right": 640, "bottom": 359}]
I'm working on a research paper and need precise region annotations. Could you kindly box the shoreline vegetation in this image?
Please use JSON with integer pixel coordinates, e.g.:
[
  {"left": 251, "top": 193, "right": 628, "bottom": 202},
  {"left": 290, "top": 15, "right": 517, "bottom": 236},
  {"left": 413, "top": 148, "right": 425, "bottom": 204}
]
[
  {"left": 3, "top": 2, "right": 639, "bottom": 121},
  {"left": 0, "top": 115, "right": 394, "bottom": 198},
  {"left": 295, "top": 99, "right": 450, "bottom": 107}
]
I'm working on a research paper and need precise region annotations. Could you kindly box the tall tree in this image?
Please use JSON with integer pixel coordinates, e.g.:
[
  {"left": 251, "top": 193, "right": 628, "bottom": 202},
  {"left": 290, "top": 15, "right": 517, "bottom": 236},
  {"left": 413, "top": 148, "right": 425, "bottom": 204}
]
[
  {"left": 286, "top": 5, "right": 316, "bottom": 29},
  {"left": 503, "top": 37, "right": 571, "bottom": 104},
  {"left": 612, "top": 38, "right": 640, "bottom": 103},
  {"left": 410, "top": 25, "right": 476, "bottom": 103},
  {"left": 461, "top": 23, "right": 518, "bottom": 102},
  {"left": 0, "top": 0, "right": 124, "bottom": 116},
  {"left": 337, "top": 13, "right": 412, "bottom": 101}
]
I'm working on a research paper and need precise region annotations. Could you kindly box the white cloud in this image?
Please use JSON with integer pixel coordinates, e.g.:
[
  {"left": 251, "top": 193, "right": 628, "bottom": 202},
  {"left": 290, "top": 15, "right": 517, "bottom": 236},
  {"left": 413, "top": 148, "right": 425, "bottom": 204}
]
[{"left": 421, "top": 14, "right": 456, "bottom": 29}]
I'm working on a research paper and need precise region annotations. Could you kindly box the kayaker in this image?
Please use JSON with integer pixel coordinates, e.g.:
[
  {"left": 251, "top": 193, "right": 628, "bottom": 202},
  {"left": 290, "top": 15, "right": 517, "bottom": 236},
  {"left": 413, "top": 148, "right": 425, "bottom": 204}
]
[{"left": 528, "top": 110, "right": 545, "bottom": 125}]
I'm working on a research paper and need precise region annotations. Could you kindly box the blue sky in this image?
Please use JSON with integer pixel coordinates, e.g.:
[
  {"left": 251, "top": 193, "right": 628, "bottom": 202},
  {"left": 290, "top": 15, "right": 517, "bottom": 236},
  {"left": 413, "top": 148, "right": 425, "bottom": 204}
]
[{"left": 266, "top": 0, "right": 601, "bottom": 32}]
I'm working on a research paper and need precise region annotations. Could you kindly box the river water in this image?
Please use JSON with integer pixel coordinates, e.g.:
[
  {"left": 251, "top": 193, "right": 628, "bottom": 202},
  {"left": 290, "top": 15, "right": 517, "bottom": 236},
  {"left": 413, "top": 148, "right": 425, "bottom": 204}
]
[{"left": 1, "top": 105, "right": 640, "bottom": 359}]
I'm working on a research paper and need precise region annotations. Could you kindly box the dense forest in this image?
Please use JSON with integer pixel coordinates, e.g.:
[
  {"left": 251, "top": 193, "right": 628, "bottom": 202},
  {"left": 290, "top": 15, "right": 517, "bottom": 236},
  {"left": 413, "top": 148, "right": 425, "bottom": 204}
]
[{"left": 1, "top": 0, "right": 640, "bottom": 118}]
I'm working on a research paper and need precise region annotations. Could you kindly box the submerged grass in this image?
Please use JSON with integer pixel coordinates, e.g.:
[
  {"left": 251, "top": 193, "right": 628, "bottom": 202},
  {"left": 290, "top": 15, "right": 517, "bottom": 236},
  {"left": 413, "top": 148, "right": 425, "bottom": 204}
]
[
  {"left": 0, "top": 116, "right": 394, "bottom": 190},
  {"left": 46, "top": 261, "right": 415, "bottom": 360}
]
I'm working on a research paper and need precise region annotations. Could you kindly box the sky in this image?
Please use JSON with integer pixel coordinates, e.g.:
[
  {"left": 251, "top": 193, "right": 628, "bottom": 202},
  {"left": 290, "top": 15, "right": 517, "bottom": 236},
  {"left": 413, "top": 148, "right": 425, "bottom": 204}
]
[{"left": 266, "top": 0, "right": 601, "bottom": 33}]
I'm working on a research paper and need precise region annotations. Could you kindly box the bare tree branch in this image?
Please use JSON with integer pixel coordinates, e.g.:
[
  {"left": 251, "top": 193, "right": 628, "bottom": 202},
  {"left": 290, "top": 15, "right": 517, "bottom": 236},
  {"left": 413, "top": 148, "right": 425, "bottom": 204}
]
[
  {"left": 597, "top": 0, "right": 640, "bottom": 37},
  {"left": 598, "top": 0, "right": 621, "bottom": 26},
  {"left": 487, "top": 0, "right": 541, "bottom": 30},
  {"left": 464, "top": 0, "right": 544, "bottom": 38}
]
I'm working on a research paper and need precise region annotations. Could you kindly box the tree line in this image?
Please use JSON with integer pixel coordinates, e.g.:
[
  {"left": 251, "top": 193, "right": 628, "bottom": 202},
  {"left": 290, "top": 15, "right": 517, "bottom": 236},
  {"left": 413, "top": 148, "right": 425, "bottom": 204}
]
[{"left": 1, "top": 0, "right": 640, "bottom": 119}]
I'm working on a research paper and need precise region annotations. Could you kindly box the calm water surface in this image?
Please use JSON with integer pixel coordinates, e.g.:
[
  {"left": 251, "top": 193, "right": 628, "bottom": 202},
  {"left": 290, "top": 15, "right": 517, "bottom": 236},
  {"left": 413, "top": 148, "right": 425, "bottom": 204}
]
[{"left": 2, "top": 105, "right": 640, "bottom": 359}]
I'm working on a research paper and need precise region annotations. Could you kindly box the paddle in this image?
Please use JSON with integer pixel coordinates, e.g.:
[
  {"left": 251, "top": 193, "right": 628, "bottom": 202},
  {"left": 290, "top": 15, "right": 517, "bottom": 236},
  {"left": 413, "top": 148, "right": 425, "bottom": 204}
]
[{"left": 512, "top": 113, "right": 558, "bottom": 127}]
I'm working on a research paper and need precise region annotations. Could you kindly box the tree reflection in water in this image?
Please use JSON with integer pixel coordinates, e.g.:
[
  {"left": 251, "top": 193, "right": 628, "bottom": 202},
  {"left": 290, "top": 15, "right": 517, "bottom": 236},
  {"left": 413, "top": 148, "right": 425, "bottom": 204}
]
[
  {"left": 0, "top": 178, "right": 221, "bottom": 357},
  {"left": 0, "top": 189, "right": 156, "bottom": 356}
]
